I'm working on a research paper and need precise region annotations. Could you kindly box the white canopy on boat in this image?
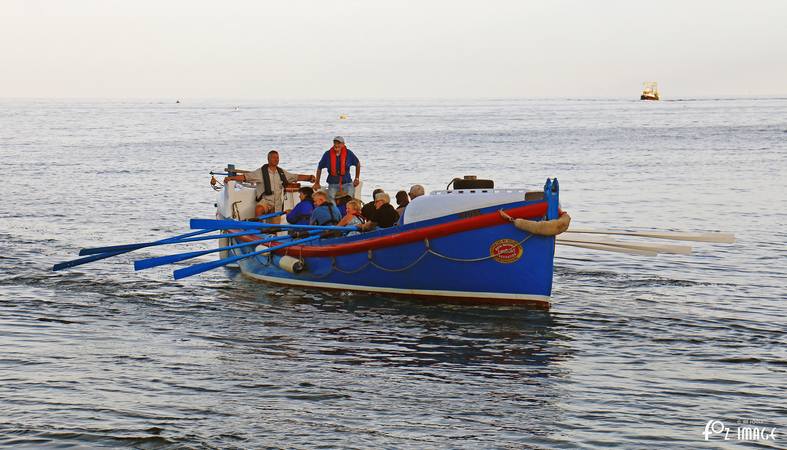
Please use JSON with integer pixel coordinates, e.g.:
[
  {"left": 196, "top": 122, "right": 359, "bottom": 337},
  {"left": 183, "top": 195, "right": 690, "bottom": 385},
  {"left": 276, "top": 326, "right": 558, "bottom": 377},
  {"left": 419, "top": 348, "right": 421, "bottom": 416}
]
[{"left": 402, "top": 189, "right": 530, "bottom": 225}]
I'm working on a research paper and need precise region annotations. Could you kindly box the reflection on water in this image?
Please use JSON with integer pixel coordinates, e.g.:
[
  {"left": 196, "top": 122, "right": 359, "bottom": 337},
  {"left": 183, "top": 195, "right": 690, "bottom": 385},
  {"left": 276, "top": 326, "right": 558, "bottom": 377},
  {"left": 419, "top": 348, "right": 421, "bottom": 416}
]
[{"left": 235, "top": 286, "right": 571, "bottom": 375}]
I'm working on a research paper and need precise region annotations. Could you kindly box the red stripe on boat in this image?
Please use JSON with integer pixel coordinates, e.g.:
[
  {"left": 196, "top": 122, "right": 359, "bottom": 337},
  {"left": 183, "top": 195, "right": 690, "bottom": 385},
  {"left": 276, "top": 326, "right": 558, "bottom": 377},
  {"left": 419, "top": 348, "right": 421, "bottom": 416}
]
[{"left": 234, "top": 201, "right": 548, "bottom": 257}]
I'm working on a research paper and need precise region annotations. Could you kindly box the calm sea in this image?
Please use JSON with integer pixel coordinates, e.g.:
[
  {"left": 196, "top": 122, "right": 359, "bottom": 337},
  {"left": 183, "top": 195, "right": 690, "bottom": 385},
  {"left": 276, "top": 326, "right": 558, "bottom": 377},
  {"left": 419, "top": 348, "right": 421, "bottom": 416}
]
[{"left": 1, "top": 98, "right": 785, "bottom": 448}]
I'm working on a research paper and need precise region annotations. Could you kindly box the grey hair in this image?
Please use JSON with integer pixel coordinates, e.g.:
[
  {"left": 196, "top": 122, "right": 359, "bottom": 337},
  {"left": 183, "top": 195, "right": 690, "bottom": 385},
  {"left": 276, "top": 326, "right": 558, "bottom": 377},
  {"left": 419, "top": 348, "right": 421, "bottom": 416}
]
[{"left": 374, "top": 192, "right": 390, "bottom": 203}]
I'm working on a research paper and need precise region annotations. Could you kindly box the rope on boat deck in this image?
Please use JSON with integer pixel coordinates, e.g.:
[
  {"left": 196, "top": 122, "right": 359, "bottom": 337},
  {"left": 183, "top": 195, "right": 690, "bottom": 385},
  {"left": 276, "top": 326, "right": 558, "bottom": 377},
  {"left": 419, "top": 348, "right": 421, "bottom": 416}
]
[{"left": 303, "top": 233, "right": 535, "bottom": 278}]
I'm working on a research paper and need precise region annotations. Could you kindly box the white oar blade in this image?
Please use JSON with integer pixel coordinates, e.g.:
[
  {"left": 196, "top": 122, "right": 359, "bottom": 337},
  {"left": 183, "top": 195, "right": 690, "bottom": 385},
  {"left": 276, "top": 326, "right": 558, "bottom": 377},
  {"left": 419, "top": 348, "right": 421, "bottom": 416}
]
[
  {"left": 556, "top": 235, "right": 692, "bottom": 255},
  {"left": 565, "top": 228, "right": 735, "bottom": 243},
  {"left": 557, "top": 241, "right": 659, "bottom": 256}
]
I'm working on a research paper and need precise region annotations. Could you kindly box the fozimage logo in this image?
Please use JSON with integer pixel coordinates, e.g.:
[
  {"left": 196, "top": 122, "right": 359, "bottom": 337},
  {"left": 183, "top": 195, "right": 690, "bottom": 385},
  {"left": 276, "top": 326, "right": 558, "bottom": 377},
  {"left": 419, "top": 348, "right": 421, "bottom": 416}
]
[{"left": 703, "top": 419, "right": 777, "bottom": 442}]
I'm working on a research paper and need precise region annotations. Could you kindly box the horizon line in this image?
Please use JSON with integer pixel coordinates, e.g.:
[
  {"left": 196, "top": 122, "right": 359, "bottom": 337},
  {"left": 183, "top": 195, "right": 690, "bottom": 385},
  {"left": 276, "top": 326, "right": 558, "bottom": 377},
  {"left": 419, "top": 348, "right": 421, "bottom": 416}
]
[{"left": 2, "top": 94, "right": 786, "bottom": 102}]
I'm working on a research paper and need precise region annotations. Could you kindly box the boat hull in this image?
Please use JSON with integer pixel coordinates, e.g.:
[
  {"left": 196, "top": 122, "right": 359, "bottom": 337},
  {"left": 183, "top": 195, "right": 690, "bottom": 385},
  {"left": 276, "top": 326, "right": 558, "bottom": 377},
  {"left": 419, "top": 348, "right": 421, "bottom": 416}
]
[
  {"left": 235, "top": 226, "right": 554, "bottom": 306},
  {"left": 224, "top": 198, "right": 558, "bottom": 308},
  {"left": 216, "top": 178, "right": 562, "bottom": 308}
]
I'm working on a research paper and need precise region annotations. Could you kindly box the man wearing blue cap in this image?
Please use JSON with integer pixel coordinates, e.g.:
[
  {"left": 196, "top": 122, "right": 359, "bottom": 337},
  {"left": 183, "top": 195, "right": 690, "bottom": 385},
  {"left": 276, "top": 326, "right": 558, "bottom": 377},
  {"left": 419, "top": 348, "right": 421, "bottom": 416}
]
[{"left": 314, "top": 136, "right": 361, "bottom": 200}]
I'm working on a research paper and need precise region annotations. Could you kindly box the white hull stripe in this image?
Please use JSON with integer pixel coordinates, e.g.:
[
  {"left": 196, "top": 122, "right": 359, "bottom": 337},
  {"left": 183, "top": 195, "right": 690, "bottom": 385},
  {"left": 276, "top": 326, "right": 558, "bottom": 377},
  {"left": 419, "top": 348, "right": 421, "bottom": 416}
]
[{"left": 240, "top": 270, "right": 551, "bottom": 304}]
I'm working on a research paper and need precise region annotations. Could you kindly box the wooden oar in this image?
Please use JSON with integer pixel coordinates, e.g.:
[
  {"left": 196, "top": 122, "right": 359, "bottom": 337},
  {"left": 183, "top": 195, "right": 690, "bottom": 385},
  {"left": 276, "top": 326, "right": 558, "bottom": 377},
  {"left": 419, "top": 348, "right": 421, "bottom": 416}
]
[
  {"left": 557, "top": 241, "right": 659, "bottom": 256},
  {"left": 134, "top": 230, "right": 320, "bottom": 270},
  {"left": 556, "top": 235, "right": 692, "bottom": 255},
  {"left": 173, "top": 235, "right": 322, "bottom": 279},
  {"left": 565, "top": 227, "right": 735, "bottom": 243},
  {"left": 79, "top": 230, "right": 265, "bottom": 255},
  {"left": 190, "top": 218, "right": 359, "bottom": 233}
]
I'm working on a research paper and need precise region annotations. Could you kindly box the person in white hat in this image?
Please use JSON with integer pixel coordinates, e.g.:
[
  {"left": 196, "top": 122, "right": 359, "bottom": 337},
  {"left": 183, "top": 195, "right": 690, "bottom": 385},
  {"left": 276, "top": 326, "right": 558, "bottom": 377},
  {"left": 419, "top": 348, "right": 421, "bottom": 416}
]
[{"left": 314, "top": 136, "right": 361, "bottom": 200}]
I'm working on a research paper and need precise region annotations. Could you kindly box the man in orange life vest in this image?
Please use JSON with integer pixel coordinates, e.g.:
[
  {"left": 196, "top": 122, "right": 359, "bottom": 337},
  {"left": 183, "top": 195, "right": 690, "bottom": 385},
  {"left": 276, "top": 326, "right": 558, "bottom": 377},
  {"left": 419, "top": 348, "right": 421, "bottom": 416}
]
[
  {"left": 313, "top": 136, "right": 361, "bottom": 200},
  {"left": 224, "top": 150, "right": 315, "bottom": 223}
]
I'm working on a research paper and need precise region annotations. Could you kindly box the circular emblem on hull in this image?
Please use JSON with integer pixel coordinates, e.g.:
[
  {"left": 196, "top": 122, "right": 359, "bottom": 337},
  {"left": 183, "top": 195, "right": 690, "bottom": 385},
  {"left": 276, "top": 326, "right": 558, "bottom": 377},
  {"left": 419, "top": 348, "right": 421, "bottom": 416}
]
[{"left": 490, "top": 239, "right": 523, "bottom": 264}]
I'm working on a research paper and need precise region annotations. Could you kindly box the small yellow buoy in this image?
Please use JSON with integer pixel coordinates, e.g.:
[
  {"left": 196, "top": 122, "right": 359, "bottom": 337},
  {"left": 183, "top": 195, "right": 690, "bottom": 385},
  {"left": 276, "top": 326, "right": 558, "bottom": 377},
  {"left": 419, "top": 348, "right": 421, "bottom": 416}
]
[{"left": 339, "top": 114, "right": 348, "bottom": 120}]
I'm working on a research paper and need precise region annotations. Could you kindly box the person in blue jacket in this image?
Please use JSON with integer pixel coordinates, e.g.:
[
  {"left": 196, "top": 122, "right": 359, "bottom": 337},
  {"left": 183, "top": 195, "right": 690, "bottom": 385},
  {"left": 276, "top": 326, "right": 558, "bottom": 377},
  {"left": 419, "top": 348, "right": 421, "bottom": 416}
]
[
  {"left": 286, "top": 186, "right": 314, "bottom": 226},
  {"left": 309, "top": 190, "right": 342, "bottom": 226},
  {"left": 314, "top": 136, "right": 361, "bottom": 200}
]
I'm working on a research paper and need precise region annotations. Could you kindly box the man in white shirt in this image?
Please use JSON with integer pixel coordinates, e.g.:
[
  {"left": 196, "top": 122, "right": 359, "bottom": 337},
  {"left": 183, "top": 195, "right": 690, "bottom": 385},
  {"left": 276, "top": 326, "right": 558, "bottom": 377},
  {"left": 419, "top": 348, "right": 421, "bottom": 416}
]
[{"left": 224, "top": 150, "right": 315, "bottom": 223}]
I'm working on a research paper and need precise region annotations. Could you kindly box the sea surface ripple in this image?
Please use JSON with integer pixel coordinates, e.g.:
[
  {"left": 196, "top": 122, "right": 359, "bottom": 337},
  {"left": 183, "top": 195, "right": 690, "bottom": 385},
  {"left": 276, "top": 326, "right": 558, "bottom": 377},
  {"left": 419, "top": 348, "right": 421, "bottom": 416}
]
[{"left": 1, "top": 98, "right": 785, "bottom": 448}]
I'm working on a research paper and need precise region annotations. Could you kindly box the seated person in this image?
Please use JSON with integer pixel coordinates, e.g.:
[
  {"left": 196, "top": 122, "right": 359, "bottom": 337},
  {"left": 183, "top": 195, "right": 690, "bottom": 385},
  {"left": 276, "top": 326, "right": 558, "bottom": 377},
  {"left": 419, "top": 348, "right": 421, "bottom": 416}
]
[
  {"left": 286, "top": 187, "right": 314, "bottom": 225},
  {"left": 398, "top": 185, "right": 425, "bottom": 225},
  {"left": 408, "top": 184, "right": 425, "bottom": 200},
  {"left": 334, "top": 191, "right": 352, "bottom": 216},
  {"left": 395, "top": 190, "right": 409, "bottom": 216},
  {"left": 337, "top": 199, "right": 366, "bottom": 235},
  {"left": 361, "top": 188, "right": 384, "bottom": 221},
  {"left": 309, "top": 190, "right": 342, "bottom": 226},
  {"left": 366, "top": 192, "right": 399, "bottom": 228}
]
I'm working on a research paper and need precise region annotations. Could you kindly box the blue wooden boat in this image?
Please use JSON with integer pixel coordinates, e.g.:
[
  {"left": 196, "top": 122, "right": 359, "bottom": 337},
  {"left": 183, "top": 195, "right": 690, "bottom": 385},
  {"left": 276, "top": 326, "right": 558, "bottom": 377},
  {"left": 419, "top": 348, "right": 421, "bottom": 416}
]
[
  {"left": 54, "top": 174, "right": 732, "bottom": 304},
  {"left": 215, "top": 178, "right": 566, "bottom": 309}
]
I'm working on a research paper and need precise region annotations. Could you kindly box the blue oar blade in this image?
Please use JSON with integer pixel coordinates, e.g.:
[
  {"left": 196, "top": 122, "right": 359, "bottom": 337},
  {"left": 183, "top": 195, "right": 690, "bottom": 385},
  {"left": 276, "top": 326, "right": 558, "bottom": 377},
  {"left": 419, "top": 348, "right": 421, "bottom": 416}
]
[
  {"left": 76, "top": 211, "right": 284, "bottom": 256},
  {"left": 79, "top": 242, "right": 155, "bottom": 256},
  {"left": 173, "top": 235, "right": 321, "bottom": 280},
  {"left": 133, "top": 232, "right": 295, "bottom": 271},
  {"left": 53, "top": 250, "right": 127, "bottom": 271},
  {"left": 80, "top": 230, "right": 265, "bottom": 256},
  {"left": 134, "top": 249, "right": 214, "bottom": 271},
  {"left": 77, "top": 228, "right": 219, "bottom": 256},
  {"left": 173, "top": 257, "right": 238, "bottom": 280}
]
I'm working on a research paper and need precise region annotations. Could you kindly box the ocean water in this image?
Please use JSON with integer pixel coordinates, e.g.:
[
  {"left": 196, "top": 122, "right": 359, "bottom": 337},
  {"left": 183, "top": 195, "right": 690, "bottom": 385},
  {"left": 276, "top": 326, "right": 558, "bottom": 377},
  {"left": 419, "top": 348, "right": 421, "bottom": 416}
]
[{"left": 1, "top": 98, "right": 785, "bottom": 448}]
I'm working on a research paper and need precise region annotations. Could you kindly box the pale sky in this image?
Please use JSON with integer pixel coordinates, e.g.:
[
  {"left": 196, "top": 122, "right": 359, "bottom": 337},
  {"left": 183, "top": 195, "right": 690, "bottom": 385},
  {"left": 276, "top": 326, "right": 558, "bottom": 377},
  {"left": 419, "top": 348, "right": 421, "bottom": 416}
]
[{"left": 2, "top": 0, "right": 786, "bottom": 98}]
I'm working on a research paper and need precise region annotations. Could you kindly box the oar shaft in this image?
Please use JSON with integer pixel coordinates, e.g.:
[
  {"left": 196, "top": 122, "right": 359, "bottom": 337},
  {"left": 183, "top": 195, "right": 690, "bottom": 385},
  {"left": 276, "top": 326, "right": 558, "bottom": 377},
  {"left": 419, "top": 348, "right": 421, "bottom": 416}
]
[
  {"left": 77, "top": 211, "right": 284, "bottom": 256},
  {"left": 134, "top": 230, "right": 320, "bottom": 270},
  {"left": 54, "top": 212, "right": 287, "bottom": 271},
  {"left": 53, "top": 249, "right": 132, "bottom": 271},
  {"left": 566, "top": 228, "right": 735, "bottom": 243},
  {"left": 558, "top": 241, "right": 658, "bottom": 256},
  {"left": 53, "top": 228, "right": 218, "bottom": 271},
  {"left": 135, "top": 240, "right": 264, "bottom": 270},
  {"left": 79, "top": 230, "right": 264, "bottom": 256},
  {"left": 190, "top": 218, "right": 359, "bottom": 233},
  {"left": 556, "top": 235, "right": 692, "bottom": 255},
  {"left": 174, "top": 235, "right": 322, "bottom": 280}
]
